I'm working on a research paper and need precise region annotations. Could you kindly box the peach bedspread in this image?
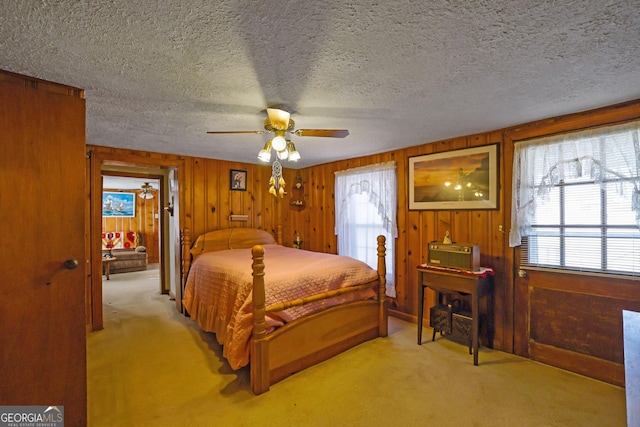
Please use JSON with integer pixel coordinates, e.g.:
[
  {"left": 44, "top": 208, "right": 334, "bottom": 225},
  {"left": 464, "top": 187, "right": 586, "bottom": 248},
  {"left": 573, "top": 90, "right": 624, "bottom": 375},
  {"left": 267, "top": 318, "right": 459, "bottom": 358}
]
[{"left": 182, "top": 244, "right": 379, "bottom": 369}]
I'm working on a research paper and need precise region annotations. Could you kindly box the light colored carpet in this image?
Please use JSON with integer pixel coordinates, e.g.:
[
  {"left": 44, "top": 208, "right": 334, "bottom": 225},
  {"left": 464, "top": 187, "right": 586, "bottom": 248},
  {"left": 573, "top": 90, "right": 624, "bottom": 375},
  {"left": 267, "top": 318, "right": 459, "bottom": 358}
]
[{"left": 87, "top": 266, "right": 627, "bottom": 427}]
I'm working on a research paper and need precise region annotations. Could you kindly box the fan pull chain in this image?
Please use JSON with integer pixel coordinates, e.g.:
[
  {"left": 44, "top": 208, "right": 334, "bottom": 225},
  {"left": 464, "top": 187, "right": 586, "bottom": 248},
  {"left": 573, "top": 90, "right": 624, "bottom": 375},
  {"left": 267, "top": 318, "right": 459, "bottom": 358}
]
[{"left": 269, "top": 159, "right": 286, "bottom": 198}]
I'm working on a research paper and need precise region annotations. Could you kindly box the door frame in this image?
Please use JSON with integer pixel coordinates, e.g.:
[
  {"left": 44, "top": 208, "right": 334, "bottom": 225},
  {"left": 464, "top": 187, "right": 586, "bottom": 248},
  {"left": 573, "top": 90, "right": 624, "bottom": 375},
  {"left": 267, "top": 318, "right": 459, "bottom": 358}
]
[
  {"left": 88, "top": 149, "right": 185, "bottom": 331},
  {"left": 101, "top": 169, "right": 166, "bottom": 289}
]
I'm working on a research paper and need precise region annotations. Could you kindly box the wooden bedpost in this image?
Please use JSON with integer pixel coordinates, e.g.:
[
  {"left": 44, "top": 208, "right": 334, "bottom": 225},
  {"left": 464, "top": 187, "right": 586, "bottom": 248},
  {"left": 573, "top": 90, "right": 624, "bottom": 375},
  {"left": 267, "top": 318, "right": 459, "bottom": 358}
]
[
  {"left": 377, "top": 235, "right": 388, "bottom": 337},
  {"left": 181, "top": 228, "right": 191, "bottom": 300},
  {"left": 251, "top": 244, "right": 270, "bottom": 394},
  {"left": 276, "top": 224, "right": 283, "bottom": 246}
]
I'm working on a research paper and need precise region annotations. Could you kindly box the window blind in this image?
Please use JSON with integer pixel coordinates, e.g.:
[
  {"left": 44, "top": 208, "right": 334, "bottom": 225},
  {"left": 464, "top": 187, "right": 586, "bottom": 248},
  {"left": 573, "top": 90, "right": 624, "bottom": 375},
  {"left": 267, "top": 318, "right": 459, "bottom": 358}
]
[{"left": 513, "top": 121, "right": 640, "bottom": 277}]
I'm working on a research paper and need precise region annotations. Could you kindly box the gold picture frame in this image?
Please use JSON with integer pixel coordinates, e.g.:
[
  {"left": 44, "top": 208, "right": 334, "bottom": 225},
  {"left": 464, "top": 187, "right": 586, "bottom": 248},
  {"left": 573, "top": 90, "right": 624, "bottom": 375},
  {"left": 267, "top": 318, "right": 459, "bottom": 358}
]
[{"left": 409, "top": 144, "right": 498, "bottom": 210}]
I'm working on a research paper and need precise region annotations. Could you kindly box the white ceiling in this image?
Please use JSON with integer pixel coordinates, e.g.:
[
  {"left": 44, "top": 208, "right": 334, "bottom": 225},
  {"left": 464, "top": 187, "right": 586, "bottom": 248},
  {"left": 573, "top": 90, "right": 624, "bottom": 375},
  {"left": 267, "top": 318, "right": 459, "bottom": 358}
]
[
  {"left": 2, "top": 1, "right": 639, "bottom": 169},
  {"left": 103, "top": 176, "right": 159, "bottom": 191}
]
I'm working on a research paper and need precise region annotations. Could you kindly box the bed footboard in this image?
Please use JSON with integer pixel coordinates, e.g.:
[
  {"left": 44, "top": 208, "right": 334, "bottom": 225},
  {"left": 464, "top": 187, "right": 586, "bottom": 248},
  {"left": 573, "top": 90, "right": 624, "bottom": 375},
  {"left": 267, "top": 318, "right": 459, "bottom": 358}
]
[{"left": 250, "top": 236, "right": 387, "bottom": 394}]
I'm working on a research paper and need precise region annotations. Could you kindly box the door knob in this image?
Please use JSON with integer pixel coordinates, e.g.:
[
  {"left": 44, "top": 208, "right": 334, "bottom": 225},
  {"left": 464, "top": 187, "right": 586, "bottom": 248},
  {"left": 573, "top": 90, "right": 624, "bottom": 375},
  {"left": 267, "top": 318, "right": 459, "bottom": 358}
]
[{"left": 64, "top": 259, "right": 79, "bottom": 270}]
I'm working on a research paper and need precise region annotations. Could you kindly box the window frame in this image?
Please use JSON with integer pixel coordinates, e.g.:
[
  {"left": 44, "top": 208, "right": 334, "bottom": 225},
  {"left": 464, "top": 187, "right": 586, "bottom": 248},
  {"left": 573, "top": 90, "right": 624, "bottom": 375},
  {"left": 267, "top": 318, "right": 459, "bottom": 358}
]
[{"left": 514, "top": 122, "right": 640, "bottom": 278}]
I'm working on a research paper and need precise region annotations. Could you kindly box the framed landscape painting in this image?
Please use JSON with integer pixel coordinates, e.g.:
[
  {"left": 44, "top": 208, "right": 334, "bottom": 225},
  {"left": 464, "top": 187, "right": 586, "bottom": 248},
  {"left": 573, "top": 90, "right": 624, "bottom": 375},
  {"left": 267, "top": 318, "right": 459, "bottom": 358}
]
[
  {"left": 102, "top": 192, "right": 136, "bottom": 217},
  {"left": 409, "top": 144, "right": 498, "bottom": 210}
]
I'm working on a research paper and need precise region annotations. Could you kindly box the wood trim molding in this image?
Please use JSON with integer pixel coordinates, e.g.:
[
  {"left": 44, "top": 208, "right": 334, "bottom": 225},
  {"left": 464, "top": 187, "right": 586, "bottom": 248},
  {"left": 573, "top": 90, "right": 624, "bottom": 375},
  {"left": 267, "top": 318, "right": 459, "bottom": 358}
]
[
  {"left": 529, "top": 340, "right": 625, "bottom": 387},
  {"left": 0, "top": 69, "right": 84, "bottom": 98},
  {"left": 504, "top": 99, "right": 640, "bottom": 141},
  {"left": 87, "top": 145, "right": 187, "bottom": 331}
]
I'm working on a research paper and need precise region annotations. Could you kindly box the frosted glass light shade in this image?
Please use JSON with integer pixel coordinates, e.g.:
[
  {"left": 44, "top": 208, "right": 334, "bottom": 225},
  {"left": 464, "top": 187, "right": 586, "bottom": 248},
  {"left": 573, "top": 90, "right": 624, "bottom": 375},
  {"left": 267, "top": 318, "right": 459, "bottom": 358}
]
[
  {"left": 271, "top": 135, "right": 287, "bottom": 151},
  {"left": 257, "top": 140, "right": 272, "bottom": 162},
  {"left": 287, "top": 141, "right": 300, "bottom": 161},
  {"left": 257, "top": 149, "right": 271, "bottom": 162}
]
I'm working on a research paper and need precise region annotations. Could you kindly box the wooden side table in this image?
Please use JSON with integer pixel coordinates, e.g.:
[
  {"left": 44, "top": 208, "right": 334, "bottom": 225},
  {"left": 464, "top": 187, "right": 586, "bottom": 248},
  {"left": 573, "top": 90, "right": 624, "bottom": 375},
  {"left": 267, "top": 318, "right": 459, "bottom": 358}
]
[
  {"left": 102, "top": 257, "right": 116, "bottom": 280},
  {"left": 417, "top": 266, "right": 493, "bottom": 365}
]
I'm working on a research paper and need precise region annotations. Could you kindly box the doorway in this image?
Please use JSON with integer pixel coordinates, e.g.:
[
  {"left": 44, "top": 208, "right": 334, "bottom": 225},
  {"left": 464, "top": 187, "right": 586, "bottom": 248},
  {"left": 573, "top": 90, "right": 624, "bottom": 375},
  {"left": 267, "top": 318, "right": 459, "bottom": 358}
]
[
  {"left": 89, "top": 160, "right": 181, "bottom": 330},
  {"left": 101, "top": 175, "right": 162, "bottom": 294}
]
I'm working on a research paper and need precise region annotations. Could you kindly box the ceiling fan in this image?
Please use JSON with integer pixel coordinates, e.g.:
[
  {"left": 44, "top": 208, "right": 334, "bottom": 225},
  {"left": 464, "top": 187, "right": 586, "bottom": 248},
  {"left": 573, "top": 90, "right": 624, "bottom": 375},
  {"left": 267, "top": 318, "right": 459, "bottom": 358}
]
[
  {"left": 207, "top": 107, "right": 349, "bottom": 162},
  {"left": 138, "top": 182, "right": 154, "bottom": 200}
]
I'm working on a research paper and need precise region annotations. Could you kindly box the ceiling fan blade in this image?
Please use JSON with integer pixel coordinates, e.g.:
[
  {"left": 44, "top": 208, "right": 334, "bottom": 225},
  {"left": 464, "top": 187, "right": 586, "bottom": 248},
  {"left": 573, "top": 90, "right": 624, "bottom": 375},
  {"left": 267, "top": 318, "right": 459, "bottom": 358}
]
[
  {"left": 266, "top": 108, "right": 290, "bottom": 130},
  {"left": 206, "top": 130, "right": 267, "bottom": 135},
  {"left": 294, "top": 129, "right": 349, "bottom": 138}
]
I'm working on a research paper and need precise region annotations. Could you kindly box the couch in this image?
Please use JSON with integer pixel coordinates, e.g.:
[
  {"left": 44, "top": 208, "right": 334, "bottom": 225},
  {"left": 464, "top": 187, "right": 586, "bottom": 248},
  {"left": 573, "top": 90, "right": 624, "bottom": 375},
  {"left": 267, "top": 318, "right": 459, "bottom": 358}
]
[
  {"left": 101, "top": 231, "right": 148, "bottom": 274},
  {"left": 104, "top": 248, "right": 148, "bottom": 274}
]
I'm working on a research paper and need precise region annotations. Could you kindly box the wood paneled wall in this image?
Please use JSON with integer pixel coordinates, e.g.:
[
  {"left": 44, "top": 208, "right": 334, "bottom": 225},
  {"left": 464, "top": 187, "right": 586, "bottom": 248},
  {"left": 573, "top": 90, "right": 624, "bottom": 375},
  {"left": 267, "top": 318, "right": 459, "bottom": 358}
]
[
  {"left": 101, "top": 188, "right": 160, "bottom": 262},
  {"left": 289, "top": 131, "right": 510, "bottom": 349},
  {"left": 88, "top": 145, "right": 291, "bottom": 250},
  {"left": 184, "top": 158, "right": 292, "bottom": 242},
  {"left": 291, "top": 99, "right": 640, "bottom": 382},
  {"left": 87, "top": 98, "right": 640, "bottom": 379}
]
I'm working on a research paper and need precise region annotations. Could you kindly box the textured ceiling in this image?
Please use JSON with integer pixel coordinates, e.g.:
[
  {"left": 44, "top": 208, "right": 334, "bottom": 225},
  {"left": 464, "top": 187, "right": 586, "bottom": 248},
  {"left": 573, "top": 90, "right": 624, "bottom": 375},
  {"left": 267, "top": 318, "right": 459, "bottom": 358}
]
[{"left": 2, "top": 1, "right": 639, "bottom": 168}]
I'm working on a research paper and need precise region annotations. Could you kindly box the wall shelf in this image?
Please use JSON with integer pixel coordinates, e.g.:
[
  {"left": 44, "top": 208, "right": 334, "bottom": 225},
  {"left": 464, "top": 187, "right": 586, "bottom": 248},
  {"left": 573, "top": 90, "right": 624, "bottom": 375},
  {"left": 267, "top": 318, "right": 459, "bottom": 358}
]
[{"left": 290, "top": 174, "right": 305, "bottom": 210}]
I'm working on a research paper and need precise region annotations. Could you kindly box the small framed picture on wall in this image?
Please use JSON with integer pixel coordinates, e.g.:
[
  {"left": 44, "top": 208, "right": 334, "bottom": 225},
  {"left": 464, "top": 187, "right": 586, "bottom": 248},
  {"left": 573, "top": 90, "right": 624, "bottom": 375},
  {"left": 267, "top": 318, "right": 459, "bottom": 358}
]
[
  {"left": 102, "top": 191, "right": 136, "bottom": 217},
  {"left": 230, "top": 169, "right": 247, "bottom": 191}
]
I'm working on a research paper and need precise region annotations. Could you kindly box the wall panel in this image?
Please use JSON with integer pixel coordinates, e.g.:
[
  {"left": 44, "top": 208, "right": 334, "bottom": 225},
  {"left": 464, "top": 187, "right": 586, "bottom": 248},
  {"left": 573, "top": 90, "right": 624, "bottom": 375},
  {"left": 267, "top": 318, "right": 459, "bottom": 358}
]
[{"left": 297, "top": 134, "right": 505, "bottom": 330}]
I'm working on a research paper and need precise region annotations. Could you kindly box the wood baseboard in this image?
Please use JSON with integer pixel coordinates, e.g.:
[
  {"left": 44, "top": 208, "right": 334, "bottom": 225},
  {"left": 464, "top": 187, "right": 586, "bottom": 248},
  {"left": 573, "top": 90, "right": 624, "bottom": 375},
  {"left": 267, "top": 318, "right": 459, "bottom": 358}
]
[{"left": 529, "top": 340, "right": 625, "bottom": 387}]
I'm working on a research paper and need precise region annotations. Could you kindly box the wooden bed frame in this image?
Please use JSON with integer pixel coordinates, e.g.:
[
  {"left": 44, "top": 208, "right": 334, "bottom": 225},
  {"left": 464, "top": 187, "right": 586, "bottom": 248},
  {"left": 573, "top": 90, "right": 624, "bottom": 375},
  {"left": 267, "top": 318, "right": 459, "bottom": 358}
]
[{"left": 181, "top": 227, "right": 388, "bottom": 394}]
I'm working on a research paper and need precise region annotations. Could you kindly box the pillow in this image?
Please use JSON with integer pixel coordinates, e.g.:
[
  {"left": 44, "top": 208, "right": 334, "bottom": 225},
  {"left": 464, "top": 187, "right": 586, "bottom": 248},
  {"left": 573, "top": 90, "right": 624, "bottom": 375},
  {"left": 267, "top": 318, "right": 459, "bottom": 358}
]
[
  {"left": 190, "top": 228, "right": 276, "bottom": 259},
  {"left": 102, "top": 231, "right": 123, "bottom": 249},
  {"left": 135, "top": 246, "right": 146, "bottom": 252},
  {"left": 124, "top": 231, "right": 138, "bottom": 248},
  {"left": 228, "top": 228, "right": 276, "bottom": 249}
]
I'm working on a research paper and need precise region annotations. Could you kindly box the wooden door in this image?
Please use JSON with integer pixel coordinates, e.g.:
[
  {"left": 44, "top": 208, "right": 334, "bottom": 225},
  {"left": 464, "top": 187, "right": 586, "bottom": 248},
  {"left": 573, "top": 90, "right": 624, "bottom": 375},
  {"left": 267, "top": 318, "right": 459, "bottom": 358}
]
[{"left": 0, "top": 72, "right": 87, "bottom": 424}]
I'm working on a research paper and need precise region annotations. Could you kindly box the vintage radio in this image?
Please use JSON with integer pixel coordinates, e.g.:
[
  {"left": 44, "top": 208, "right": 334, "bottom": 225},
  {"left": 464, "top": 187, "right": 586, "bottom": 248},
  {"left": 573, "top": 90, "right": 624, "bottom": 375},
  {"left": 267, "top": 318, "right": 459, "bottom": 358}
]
[{"left": 427, "top": 242, "right": 480, "bottom": 271}]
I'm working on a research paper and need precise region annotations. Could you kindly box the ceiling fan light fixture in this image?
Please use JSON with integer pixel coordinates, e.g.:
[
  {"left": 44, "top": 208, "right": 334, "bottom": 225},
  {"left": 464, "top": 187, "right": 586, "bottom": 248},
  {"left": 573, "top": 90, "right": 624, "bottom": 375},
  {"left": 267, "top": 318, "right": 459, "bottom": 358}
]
[
  {"left": 266, "top": 108, "right": 290, "bottom": 130},
  {"left": 257, "top": 149, "right": 271, "bottom": 162},
  {"left": 287, "top": 141, "right": 300, "bottom": 161},
  {"left": 276, "top": 149, "right": 289, "bottom": 160},
  {"left": 271, "top": 134, "right": 287, "bottom": 151},
  {"left": 139, "top": 182, "right": 154, "bottom": 199},
  {"left": 257, "top": 141, "right": 272, "bottom": 162}
]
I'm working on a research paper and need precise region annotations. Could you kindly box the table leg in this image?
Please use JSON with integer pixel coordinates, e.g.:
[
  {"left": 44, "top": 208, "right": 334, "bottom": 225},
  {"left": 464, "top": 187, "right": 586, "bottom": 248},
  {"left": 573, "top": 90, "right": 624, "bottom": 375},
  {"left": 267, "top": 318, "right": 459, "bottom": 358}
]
[
  {"left": 472, "top": 290, "right": 479, "bottom": 365},
  {"left": 417, "top": 277, "right": 424, "bottom": 345},
  {"left": 104, "top": 262, "right": 110, "bottom": 280}
]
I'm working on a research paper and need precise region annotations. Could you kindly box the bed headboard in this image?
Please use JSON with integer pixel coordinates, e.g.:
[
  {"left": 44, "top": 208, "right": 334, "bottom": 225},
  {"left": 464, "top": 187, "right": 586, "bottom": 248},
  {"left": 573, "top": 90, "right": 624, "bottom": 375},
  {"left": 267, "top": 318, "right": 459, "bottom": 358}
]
[{"left": 189, "top": 228, "right": 277, "bottom": 259}]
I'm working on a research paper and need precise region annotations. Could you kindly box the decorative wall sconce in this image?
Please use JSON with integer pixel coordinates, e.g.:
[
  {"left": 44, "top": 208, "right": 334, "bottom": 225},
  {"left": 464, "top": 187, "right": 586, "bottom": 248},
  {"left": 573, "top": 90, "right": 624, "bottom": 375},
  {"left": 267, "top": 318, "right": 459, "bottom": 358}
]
[{"left": 291, "top": 174, "right": 305, "bottom": 208}]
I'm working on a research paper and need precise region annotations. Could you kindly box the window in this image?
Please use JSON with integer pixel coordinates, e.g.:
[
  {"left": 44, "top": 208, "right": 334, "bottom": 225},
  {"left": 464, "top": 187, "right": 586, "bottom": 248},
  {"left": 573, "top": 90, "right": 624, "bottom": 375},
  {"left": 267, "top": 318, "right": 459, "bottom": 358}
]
[
  {"left": 510, "top": 121, "right": 640, "bottom": 277},
  {"left": 335, "top": 162, "right": 397, "bottom": 296}
]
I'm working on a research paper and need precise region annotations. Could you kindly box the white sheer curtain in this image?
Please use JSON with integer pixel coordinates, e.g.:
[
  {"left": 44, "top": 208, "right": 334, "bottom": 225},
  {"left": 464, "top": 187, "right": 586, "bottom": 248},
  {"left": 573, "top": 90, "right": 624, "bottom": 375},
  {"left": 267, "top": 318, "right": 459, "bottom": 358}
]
[
  {"left": 510, "top": 121, "right": 640, "bottom": 247},
  {"left": 335, "top": 161, "right": 398, "bottom": 297}
]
